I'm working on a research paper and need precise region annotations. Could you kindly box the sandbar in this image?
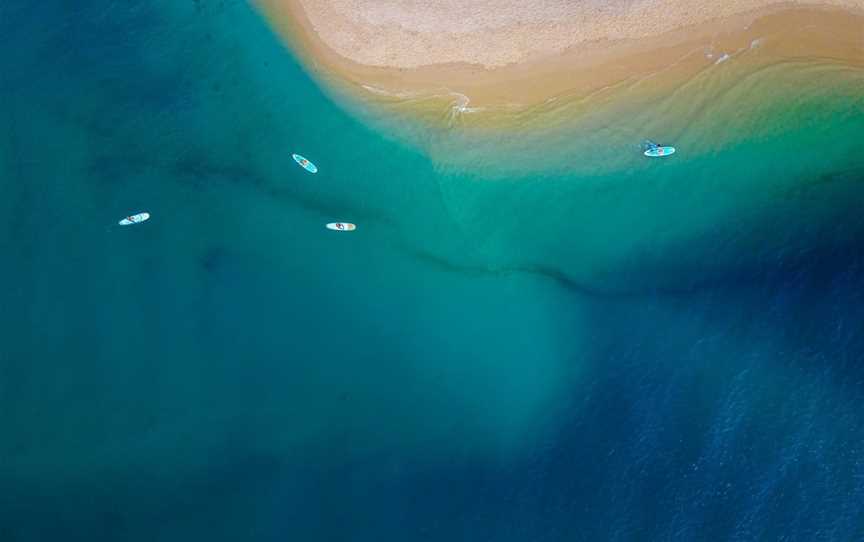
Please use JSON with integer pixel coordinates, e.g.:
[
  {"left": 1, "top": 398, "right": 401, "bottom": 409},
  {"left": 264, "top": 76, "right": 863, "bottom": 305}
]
[{"left": 256, "top": 0, "right": 864, "bottom": 107}]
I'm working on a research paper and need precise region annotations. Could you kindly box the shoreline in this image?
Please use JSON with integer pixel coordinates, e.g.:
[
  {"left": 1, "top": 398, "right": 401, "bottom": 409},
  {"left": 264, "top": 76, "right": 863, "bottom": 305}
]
[{"left": 255, "top": 1, "right": 864, "bottom": 109}]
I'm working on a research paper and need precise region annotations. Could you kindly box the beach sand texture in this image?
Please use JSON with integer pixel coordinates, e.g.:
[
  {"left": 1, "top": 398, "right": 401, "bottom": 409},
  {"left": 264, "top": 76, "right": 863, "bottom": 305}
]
[
  {"left": 272, "top": 0, "right": 864, "bottom": 68},
  {"left": 257, "top": 0, "right": 864, "bottom": 107}
]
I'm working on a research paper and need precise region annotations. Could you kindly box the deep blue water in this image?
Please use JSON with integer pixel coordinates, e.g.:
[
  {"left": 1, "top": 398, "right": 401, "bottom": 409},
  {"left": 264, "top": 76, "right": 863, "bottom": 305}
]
[{"left": 2, "top": 1, "right": 864, "bottom": 540}]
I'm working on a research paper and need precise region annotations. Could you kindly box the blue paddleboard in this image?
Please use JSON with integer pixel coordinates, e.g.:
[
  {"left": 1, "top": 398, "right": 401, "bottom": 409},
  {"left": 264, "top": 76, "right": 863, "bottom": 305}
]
[
  {"left": 292, "top": 153, "right": 318, "bottom": 173},
  {"left": 644, "top": 146, "right": 676, "bottom": 158}
]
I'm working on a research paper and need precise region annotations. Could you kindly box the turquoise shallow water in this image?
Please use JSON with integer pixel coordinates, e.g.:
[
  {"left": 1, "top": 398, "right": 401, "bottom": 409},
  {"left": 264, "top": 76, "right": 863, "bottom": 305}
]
[{"left": 2, "top": 1, "right": 864, "bottom": 540}]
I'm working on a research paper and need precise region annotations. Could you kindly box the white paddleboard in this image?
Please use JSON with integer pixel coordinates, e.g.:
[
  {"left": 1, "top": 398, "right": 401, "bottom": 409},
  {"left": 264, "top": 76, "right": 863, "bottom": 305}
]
[
  {"left": 118, "top": 212, "right": 150, "bottom": 226},
  {"left": 326, "top": 222, "right": 356, "bottom": 232},
  {"left": 644, "top": 146, "right": 676, "bottom": 158},
  {"left": 292, "top": 153, "right": 318, "bottom": 173}
]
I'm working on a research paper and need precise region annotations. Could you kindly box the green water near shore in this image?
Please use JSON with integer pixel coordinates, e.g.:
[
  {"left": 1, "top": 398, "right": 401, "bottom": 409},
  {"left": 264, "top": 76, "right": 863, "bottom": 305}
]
[{"left": 317, "top": 58, "right": 864, "bottom": 292}]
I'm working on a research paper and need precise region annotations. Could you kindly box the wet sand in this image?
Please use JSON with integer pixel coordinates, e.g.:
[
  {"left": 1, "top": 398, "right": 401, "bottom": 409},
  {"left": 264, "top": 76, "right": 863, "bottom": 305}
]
[{"left": 256, "top": 1, "right": 864, "bottom": 107}]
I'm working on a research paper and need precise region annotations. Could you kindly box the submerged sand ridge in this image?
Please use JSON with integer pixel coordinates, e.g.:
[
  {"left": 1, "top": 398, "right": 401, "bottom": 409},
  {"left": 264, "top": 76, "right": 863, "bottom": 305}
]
[{"left": 272, "top": 0, "right": 863, "bottom": 69}]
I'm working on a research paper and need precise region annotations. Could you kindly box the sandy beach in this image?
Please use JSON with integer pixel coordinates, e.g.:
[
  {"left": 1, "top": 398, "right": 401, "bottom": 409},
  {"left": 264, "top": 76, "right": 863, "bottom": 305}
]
[{"left": 256, "top": 0, "right": 864, "bottom": 107}]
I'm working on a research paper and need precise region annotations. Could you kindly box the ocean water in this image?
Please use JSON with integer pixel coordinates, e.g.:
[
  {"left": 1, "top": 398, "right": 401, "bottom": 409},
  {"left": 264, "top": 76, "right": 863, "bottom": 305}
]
[{"left": 2, "top": 1, "right": 864, "bottom": 540}]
